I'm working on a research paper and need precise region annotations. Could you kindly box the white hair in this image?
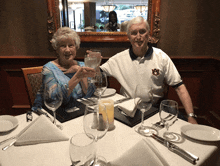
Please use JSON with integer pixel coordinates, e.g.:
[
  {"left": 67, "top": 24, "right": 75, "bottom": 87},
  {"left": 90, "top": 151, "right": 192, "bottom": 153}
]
[
  {"left": 50, "top": 27, "right": 81, "bottom": 50},
  {"left": 126, "top": 16, "right": 150, "bottom": 35}
]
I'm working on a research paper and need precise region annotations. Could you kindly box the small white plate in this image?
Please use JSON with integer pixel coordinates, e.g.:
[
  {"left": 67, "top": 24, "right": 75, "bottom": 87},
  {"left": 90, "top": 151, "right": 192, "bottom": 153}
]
[
  {"left": 0, "top": 115, "right": 18, "bottom": 133},
  {"left": 94, "top": 88, "right": 116, "bottom": 98},
  {"left": 181, "top": 124, "right": 220, "bottom": 142}
]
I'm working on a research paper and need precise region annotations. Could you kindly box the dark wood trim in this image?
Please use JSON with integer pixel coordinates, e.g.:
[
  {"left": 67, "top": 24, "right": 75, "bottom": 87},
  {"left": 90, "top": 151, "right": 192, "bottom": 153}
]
[
  {"left": 12, "top": 105, "right": 31, "bottom": 109},
  {"left": 0, "top": 55, "right": 219, "bottom": 61},
  {"left": 78, "top": 32, "right": 130, "bottom": 43}
]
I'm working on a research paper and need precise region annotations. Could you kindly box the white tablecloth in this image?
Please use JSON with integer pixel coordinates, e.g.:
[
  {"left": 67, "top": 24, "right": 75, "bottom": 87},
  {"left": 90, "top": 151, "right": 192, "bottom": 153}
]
[{"left": 0, "top": 95, "right": 220, "bottom": 166}]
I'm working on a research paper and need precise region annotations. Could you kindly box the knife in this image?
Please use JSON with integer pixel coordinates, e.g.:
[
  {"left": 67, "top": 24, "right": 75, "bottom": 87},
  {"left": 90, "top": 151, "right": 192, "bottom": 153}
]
[
  {"left": 0, "top": 136, "right": 16, "bottom": 146},
  {"left": 2, "top": 140, "right": 16, "bottom": 151},
  {"left": 151, "top": 134, "right": 199, "bottom": 164},
  {"left": 114, "top": 97, "right": 131, "bottom": 104}
]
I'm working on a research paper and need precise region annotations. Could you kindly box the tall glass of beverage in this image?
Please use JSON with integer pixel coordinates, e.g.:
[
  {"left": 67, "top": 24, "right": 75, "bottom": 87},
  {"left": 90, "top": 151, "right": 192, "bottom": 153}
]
[{"left": 99, "top": 99, "right": 115, "bottom": 131}]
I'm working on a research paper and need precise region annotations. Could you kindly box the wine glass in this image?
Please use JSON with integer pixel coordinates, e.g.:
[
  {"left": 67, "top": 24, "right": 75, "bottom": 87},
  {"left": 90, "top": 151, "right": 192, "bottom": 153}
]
[
  {"left": 94, "top": 73, "right": 108, "bottom": 101},
  {"left": 44, "top": 83, "right": 63, "bottom": 129},
  {"left": 69, "top": 133, "right": 95, "bottom": 166},
  {"left": 134, "top": 84, "right": 158, "bottom": 136},
  {"left": 159, "top": 100, "right": 180, "bottom": 142},
  {"left": 83, "top": 104, "right": 109, "bottom": 166},
  {"left": 84, "top": 50, "right": 101, "bottom": 83}
]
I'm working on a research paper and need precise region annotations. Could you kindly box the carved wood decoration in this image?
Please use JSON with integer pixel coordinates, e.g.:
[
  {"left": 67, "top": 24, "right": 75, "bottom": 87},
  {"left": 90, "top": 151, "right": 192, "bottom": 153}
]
[
  {"left": 148, "top": 0, "right": 161, "bottom": 44},
  {"left": 46, "top": 0, "right": 60, "bottom": 40},
  {"left": 46, "top": 0, "right": 161, "bottom": 44}
]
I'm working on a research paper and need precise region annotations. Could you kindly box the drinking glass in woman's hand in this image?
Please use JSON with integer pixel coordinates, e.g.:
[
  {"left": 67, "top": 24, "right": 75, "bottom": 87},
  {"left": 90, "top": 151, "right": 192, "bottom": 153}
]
[
  {"left": 85, "top": 50, "right": 102, "bottom": 83},
  {"left": 84, "top": 50, "right": 101, "bottom": 69}
]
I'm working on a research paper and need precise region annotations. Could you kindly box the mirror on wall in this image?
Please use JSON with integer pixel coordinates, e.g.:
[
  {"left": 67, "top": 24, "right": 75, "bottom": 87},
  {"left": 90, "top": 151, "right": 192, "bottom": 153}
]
[
  {"left": 46, "top": 0, "right": 161, "bottom": 43},
  {"left": 60, "top": 0, "right": 149, "bottom": 32}
]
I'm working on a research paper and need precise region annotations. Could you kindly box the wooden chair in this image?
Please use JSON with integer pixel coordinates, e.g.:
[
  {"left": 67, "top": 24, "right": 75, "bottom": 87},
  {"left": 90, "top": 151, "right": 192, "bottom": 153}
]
[{"left": 22, "top": 66, "right": 43, "bottom": 107}]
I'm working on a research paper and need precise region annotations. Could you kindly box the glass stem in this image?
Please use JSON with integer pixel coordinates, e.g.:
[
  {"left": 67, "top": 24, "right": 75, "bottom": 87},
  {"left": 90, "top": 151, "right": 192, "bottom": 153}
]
[
  {"left": 165, "top": 123, "right": 169, "bottom": 131},
  {"left": 53, "top": 111, "right": 56, "bottom": 125},
  {"left": 94, "top": 138, "right": 98, "bottom": 163},
  {"left": 141, "top": 109, "right": 145, "bottom": 128},
  {"left": 164, "top": 123, "right": 170, "bottom": 147}
]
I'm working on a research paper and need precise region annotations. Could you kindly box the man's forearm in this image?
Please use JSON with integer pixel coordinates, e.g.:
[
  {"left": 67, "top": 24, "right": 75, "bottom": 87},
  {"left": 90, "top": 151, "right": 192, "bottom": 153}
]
[{"left": 175, "top": 84, "right": 197, "bottom": 124}]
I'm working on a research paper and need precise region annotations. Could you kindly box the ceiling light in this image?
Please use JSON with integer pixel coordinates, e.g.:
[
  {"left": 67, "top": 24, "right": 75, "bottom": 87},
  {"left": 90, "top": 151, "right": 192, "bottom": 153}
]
[
  {"left": 135, "top": 0, "right": 147, "bottom": 13},
  {"left": 102, "top": 0, "right": 115, "bottom": 12},
  {"left": 134, "top": 5, "right": 147, "bottom": 13}
]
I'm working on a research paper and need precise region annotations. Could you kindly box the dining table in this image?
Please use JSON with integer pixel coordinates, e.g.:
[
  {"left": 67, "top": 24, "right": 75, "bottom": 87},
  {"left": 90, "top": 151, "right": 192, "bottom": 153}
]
[{"left": 0, "top": 92, "right": 220, "bottom": 166}]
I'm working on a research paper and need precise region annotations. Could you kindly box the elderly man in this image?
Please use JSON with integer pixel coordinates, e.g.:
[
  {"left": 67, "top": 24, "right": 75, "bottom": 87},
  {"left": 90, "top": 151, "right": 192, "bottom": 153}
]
[{"left": 100, "top": 16, "right": 197, "bottom": 124}]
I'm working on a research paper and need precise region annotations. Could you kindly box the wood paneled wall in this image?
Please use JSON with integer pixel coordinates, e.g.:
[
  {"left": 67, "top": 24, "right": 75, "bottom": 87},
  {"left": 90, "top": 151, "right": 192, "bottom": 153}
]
[{"left": 159, "top": 0, "right": 220, "bottom": 57}]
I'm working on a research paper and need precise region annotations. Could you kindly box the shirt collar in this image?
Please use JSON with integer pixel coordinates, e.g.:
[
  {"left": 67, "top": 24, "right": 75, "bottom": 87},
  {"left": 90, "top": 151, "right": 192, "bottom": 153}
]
[{"left": 129, "top": 44, "right": 153, "bottom": 60}]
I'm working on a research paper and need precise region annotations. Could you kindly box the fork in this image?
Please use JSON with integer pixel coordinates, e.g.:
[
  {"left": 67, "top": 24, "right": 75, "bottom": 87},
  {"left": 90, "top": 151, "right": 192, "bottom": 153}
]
[
  {"left": 151, "top": 120, "right": 165, "bottom": 130},
  {"left": 152, "top": 118, "right": 178, "bottom": 130}
]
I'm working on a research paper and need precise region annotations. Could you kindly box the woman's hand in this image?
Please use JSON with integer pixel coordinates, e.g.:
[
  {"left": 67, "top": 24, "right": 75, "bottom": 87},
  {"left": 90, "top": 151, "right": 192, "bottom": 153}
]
[
  {"left": 67, "top": 67, "right": 96, "bottom": 96},
  {"left": 75, "top": 67, "right": 96, "bottom": 79},
  {"left": 86, "top": 50, "right": 103, "bottom": 60},
  {"left": 65, "top": 64, "right": 80, "bottom": 74}
]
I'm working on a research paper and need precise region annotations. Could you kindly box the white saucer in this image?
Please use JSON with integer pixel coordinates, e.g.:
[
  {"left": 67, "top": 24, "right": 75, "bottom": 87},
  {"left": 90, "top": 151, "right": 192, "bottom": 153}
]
[
  {"left": 181, "top": 124, "right": 220, "bottom": 142},
  {"left": 0, "top": 115, "right": 18, "bottom": 133},
  {"left": 94, "top": 88, "right": 116, "bottom": 98}
]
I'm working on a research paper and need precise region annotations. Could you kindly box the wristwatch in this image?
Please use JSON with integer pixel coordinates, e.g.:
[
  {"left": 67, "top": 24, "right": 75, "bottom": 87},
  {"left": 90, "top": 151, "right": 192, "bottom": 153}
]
[{"left": 188, "top": 113, "right": 197, "bottom": 118}]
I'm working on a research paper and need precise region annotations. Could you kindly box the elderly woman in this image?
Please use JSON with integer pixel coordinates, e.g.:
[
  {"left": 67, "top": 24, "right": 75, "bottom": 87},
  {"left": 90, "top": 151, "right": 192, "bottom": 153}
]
[{"left": 32, "top": 27, "right": 96, "bottom": 113}]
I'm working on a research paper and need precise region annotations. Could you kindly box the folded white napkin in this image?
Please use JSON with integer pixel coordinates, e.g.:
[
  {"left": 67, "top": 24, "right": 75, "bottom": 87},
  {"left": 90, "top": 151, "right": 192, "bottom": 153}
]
[
  {"left": 117, "top": 98, "right": 141, "bottom": 117},
  {"left": 14, "top": 115, "right": 69, "bottom": 146},
  {"left": 108, "top": 139, "right": 169, "bottom": 166}
]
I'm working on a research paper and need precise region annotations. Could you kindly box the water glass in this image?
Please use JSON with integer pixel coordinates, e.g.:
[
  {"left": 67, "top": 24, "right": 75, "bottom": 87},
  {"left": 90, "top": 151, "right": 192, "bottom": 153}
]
[
  {"left": 69, "top": 133, "right": 96, "bottom": 166},
  {"left": 159, "top": 99, "right": 180, "bottom": 142}
]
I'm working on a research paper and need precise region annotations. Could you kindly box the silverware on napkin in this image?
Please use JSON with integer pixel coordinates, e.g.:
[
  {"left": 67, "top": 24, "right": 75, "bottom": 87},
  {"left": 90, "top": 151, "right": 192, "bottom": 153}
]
[
  {"left": 2, "top": 120, "right": 35, "bottom": 151},
  {"left": 114, "top": 98, "right": 131, "bottom": 104},
  {"left": 0, "top": 136, "right": 16, "bottom": 146},
  {"left": 36, "top": 108, "right": 52, "bottom": 122},
  {"left": 2, "top": 140, "right": 16, "bottom": 151},
  {"left": 151, "top": 134, "right": 199, "bottom": 164}
]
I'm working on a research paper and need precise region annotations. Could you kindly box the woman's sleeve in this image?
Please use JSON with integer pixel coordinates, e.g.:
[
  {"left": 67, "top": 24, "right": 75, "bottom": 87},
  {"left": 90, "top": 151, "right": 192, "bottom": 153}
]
[
  {"left": 42, "top": 67, "right": 72, "bottom": 105},
  {"left": 31, "top": 67, "right": 58, "bottom": 112},
  {"left": 31, "top": 85, "right": 44, "bottom": 112},
  {"left": 84, "top": 82, "right": 96, "bottom": 98}
]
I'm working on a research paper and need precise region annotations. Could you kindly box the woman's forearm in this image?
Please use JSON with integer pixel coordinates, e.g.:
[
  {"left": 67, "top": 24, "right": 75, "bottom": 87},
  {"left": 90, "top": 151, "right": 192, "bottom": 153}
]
[
  {"left": 67, "top": 75, "right": 81, "bottom": 96},
  {"left": 80, "top": 77, "right": 88, "bottom": 94}
]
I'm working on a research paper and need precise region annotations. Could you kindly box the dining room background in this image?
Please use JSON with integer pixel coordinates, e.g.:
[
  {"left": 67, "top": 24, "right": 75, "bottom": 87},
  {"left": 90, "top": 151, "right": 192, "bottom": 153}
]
[{"left": 0, "top": 0, "right": 219, "bottom": 129}]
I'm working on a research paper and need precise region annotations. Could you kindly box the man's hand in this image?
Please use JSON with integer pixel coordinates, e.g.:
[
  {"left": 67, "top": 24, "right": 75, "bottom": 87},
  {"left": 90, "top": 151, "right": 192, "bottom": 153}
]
[{"left": 188, "top": 117, "right": 198, "bottom": 124}]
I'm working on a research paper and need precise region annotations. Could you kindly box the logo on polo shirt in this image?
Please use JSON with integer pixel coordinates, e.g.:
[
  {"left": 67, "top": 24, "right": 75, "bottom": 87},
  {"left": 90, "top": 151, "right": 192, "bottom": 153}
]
[{"left": 152, "top": 68, "right": 160, "bottom": 76}]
